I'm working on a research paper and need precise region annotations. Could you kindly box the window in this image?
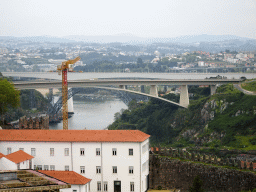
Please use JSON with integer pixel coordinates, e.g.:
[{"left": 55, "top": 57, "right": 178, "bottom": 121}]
[
  {"left": 19, "top": 148, "right": 24, "bottom": 151},
  {"left": 96, "top": 148, "right": 100, "bottom": 156},
  {"left": 50, "top": 148, "right": 54, "bottom": 156},
  {"left": 64, "top": 148, "right": 69, "bottom": 156},
  {"left": 37, "top": 165, "right": 42, "bottom": 170},
  {"left": 96, "top": 166, "right": 101, "bottom": 174},
  {"left": 80, "top": 166, "right": 85, "bottom": 174},
  {"left": 103, "top": 182, "right": 108, "bottom": 192},
  {"left": 65, "top": 165, "right": 69, "bottom": 171},
  {"left": 112, "top": 148, "right": 117, "bottom": 156},
  {"left": 44, "top": 165, "right": 49, "bottom": 170},
  {"left": 80, "top": 148, "right": 85, "bottom": 156},
  {"left": 97, "top": 182, "right": 101, "bottom": 191},
  {"left": 73, "top": 190, "right": 77, "bottom": 192},
  {"left": 7, "top": 148, "right": 11, "bottom": 155},
  {"left": 50, "top": 165, "right": 55, "bottom": 171},
  {"left": 34, "top": 165, "right": 36, "bottom": 170},
  {"left": 129, "top": 166, "right": 134, "bottom": 174},
  {"left": 129, "top": 148, "right": 133, "bottom": 156},
  {"left": 112, "top": 166, "right": 117, "bottom": 173},
  {"left": 130, "top": 182, "right": 134, "bottom": 192},
  {"left": 31, "top": 148, "right": 36, "bottom": 156}
]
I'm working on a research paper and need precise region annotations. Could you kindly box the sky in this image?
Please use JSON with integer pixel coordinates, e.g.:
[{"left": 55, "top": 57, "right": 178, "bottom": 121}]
[{"left": 0, "top": 0, "right": 256, "bottom": 39}]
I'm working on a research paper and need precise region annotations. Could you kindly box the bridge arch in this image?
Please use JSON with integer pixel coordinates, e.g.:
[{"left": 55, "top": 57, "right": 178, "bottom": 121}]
[{"left": 48, "top": 86, "right": 185, "bottom": 116}]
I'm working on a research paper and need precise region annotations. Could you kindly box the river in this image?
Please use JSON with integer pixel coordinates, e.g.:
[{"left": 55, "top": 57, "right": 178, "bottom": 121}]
[{"left": 49, "top": 98, "right": 127, "bottom": 130}]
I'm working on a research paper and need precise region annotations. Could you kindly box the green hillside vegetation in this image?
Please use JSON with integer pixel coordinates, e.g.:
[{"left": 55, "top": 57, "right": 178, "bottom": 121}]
[
  {"left": 241, "top": 81, "right": 256, "bottom": 92},
  {"left": 108, "top": 84, "right": 256, "bottom": 150},
  {"left": 3, "top": 89, "right": 49, "bottom": 123}
]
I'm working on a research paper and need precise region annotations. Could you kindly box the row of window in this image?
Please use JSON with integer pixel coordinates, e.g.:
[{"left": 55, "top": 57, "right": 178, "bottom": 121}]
[
  {"left": 80, "top": 166, "right": 134, "bottom": 174},
  {"left": 96, "top": 182, "right": 135, "bottom": 192},
  {"left": 8, "top": 147, "right": 135, "bottom": 156},
  {"left": 34, "top": 165, "right": 55, "bottom": 170},
  {"left": 80, "top": 148, "right": 134, "bottom": 156},
  {"left": 34, "top": 164, "right": 137, "bottom": 174}
]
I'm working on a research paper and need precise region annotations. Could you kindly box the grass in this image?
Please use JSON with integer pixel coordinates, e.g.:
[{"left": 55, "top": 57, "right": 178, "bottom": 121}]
[
  {"left": 228, "top": 136, "right": 256, "bottom": 151},
  {"left": 241, "top": 81, "right": 256, "bottom": 92}
]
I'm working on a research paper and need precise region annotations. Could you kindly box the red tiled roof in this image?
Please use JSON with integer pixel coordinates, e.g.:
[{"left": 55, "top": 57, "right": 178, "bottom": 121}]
[
  {"left": 0, "top": 130, "right": 150, "bottom": 142},
  {"left": 0, "top": 153, "right": 5, "bottom": 159},
  {"left": 39, "top": 171, "right": 91, "bottom": 185},
  {"left": 5, "top": 150, "right": 34, "bottom": 164}
]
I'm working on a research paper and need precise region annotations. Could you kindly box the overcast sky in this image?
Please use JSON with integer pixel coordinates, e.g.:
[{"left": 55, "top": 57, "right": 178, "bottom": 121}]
[{"left": 0, "top": 0, "right": 255, "bottom": 39}]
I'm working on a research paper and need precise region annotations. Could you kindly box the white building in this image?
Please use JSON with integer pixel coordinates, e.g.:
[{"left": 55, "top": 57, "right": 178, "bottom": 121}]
[
  {"left": 0, "top": 150, "right": 34, "bottom": 170},
  {"left": 198, "top": 61, "right": 205, "bottom": 67},
  {"left": 39, "top": 170, "right": 91, "bottom": 192},
  {"left": 0, "top": 130, "right": 150, "bottom": 192}
]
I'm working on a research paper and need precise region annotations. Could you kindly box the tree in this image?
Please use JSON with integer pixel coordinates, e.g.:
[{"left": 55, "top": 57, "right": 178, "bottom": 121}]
[
  {"left": 0, "top": 79, "right": 20, "bottom": 124},
  {"left": 189, "top": 175, "right": 204, "bottom": 192}
]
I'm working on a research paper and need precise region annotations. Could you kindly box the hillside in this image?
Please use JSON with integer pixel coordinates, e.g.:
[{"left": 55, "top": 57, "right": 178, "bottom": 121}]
[
  {"left": 2, "top": 89, "right": 49, "bottom": 123},
  {"left": 108, "top": 84, "right": 256, "bottom": 151}
]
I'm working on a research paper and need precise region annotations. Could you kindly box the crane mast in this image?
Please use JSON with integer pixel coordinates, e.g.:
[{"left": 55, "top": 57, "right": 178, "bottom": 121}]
[{"left": 57, "top": 57, "right": 81, "bottom": 130}]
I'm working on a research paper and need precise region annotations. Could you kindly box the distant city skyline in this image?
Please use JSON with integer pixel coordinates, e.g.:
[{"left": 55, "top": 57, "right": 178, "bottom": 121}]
[{"left": 0, "top": 0, "right": 256, "bottom": 39}]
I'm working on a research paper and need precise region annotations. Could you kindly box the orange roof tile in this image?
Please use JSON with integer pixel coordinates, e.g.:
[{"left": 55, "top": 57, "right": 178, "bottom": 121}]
[
  {"left": 0, "top": 130, "right": 150, "bottom": 142},
  {"left": 5, "top": 150, "right": 34, "bottom": 164},
  {"left": 39, "top": 171, "right": 91, "bottom": 185},
  {"left": 0, "top": 153, "right": 5, "bottom": 159}
]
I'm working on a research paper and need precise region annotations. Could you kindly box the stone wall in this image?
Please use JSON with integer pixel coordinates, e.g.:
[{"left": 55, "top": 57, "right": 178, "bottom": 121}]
[
  {"left": 0, "top": 172, "right": 17, "bottom": 181},
  {"left": 149, "top": 154, "right": 256, "bottom": 192},
  {"left": 151, "top": 147, "right": 256, "bottom": 171},
  {"left": 19, "top": 116, "right": 49, "bottom": 129}
]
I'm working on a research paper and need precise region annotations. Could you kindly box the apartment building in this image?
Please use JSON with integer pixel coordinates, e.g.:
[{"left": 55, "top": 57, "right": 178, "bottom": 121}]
[{"left": 0, "top": 130, "right": 150, "bottom": 192}]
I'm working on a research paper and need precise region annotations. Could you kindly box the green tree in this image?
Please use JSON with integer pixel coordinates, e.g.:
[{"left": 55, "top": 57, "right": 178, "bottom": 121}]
[
  {"left": 0, "top": 79, "right": 20, "bottom": 124},
  {"left": 189, "top": 175, "right": 204, "bottom": 192}
]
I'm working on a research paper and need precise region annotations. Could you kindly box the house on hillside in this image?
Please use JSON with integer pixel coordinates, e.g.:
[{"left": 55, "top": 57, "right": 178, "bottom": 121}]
[{"left": 0, "top": 130, "right": 150, "bottom": 192}]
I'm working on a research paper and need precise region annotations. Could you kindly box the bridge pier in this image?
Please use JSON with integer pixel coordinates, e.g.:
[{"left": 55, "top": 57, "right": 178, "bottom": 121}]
[
  {"left": 210, "top": 85, "right": 217, "bottom": 95},
  {"left": 68, "top": 88, "right": 74, "bottom": 114},
  {"left": 48, "top": 88, "right": 53, "bottom": 105},
  {"left": 150, "top": 85, "right": 158, "bottom": 97},
  {"left": 179, "top": 85, "right": 189, "bottom": 108}
]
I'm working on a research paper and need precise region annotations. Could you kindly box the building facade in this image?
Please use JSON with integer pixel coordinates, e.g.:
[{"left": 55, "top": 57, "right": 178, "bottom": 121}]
[{"left": 0, "top": 130, "right": 150, "bottom": 192}]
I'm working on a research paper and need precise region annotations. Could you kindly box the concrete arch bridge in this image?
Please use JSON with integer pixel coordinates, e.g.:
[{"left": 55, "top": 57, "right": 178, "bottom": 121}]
[{"left": 13, "top": 78, "right": 242, "bottom": 109}]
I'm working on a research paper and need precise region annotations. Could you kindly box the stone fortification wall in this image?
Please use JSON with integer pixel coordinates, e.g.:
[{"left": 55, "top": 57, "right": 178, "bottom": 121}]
[
  {"left": 149, "top": 154, "right": 256, "bottom": 192},
  {"left": 19, "top": 116, "right": 49, "bottom": 129}
]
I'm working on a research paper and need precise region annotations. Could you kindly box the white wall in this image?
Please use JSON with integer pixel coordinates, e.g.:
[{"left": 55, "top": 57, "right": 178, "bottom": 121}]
[
  {"left": 0, "top": 157, "right": 17, "bottom": 170},
  {"left": 60, "top": 184, "right": 87, "bottom": 192},
  {"left": 19, "top": 159, "right": 32, "bottom": 170},
  {"left": 0, "top": 139, "right": 149, "bottom": 192},
  {"left": 141, "top": 139, "right": 149, "bottom": 192}
]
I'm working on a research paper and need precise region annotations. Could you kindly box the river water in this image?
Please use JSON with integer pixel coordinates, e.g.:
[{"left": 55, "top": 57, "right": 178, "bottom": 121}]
[{"left": 49, "top": 99, "right": 127, "bottom": 130}]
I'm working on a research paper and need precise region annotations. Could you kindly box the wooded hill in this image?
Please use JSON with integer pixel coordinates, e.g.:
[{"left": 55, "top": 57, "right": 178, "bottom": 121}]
[{"left": 108, "top": 84, "right": 256, "bottom": 151}]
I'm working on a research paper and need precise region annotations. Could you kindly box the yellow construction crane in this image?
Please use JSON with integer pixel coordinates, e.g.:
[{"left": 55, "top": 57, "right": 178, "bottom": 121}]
[{"left": 57, "top": 57, "right": 81, "bottom": 130}]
